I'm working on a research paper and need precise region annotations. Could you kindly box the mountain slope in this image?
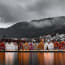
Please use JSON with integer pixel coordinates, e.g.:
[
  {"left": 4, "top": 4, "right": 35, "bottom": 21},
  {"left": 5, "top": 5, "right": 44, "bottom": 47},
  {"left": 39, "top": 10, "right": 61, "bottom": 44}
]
[{"left": 0, "top": 16, "right": 65, "bottom": 38}]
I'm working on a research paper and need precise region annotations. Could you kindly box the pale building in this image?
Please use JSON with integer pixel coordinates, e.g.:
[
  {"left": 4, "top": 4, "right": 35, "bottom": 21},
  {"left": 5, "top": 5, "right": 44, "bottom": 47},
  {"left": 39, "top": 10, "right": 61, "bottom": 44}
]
[
  {"left": 44, "top": 42, "right": 54, "bottom": 50},
  {"left": 5, "top": 42, "right": 18, "bottom": 51}
]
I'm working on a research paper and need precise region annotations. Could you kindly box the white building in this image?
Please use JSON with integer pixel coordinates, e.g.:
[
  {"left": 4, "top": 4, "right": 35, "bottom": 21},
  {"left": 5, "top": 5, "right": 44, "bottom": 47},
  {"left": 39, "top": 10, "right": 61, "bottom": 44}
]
[
  {"left": 5, "top": 42, "right": 18, "bottom": 51},
  {"left": 44, "top": 42, "right": 54, "bottom": 50}
]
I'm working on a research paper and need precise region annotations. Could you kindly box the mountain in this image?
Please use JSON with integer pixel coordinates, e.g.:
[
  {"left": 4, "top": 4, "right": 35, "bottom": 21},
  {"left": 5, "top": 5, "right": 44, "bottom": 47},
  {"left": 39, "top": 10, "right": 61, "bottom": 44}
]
[{"left": 0, "top": 16, "right": 65, "bottom": 38}]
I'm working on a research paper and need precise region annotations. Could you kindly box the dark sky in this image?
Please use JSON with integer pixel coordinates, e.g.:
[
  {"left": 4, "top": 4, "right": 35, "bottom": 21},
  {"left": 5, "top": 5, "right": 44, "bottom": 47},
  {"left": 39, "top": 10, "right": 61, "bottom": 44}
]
[{"left": 0, "top": 0, "right": 65, "bottom": 28}]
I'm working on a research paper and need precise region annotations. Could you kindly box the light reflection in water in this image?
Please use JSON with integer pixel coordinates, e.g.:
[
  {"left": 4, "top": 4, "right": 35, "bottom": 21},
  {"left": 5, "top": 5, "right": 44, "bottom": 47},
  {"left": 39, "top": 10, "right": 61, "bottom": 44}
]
[
  {"left": 44, "top": 53, "right": 54, "bottom": 65},
  {"left": 18, "top": 52, "right": 54, "bottom": 65},
  {"left": 0, "top": 53, "right": 5, "bottom": 65},
  {"left": 5, "top": 52, "right": 18, "bottom": 65},
  {"left": 37, "top": 53, "right": 44, "bottom": 65},
  {"left": 18, "top": 52, "right": 30, "bottom": 65},
  {"left": 0, "top": 52, "right": 57, "bottom": 65}
]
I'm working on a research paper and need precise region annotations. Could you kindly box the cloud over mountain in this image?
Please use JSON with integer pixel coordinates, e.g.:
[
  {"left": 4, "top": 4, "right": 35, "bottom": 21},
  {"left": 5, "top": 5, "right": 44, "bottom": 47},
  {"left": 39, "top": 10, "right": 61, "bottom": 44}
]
[
  {"left": 0, "top": 0, "right": 65, "bottom": 25},
  {"left": 0, "top": 16, "right": 65, "bottom": 38}
]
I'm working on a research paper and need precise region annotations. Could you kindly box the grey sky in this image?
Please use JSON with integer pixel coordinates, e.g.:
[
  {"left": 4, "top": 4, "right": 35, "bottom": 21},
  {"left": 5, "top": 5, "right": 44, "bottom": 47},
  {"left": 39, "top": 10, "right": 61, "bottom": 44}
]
[{"left": 0, "top": 0, "right": 65, "bottom": 28}]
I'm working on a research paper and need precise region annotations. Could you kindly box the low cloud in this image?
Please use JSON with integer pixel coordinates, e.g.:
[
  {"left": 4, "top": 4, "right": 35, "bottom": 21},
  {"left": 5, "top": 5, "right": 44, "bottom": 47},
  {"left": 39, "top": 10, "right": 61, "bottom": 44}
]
[{"left": 0, "top": 0, "right": 65, "bottom": 27}]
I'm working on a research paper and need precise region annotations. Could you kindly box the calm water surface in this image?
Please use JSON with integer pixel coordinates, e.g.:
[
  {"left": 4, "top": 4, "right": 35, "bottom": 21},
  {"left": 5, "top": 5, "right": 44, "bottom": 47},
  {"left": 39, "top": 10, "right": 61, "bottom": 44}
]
[{"left": 0, "top": 52, "right": 65, "bottom": 65}]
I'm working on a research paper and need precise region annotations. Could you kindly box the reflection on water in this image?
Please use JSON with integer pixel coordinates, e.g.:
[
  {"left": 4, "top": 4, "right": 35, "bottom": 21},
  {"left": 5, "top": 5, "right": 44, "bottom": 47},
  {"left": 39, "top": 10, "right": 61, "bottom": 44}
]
[
  {"left": 5, "top": 52, "right": 18, "bottom": 65},
  {"left": 0, "top": 52, "right": 65, "bottom": 65},
  {"left": 31, "top": 52, "right": 38, "bottom": 65},
  {"left": 44, "top": 53, "right": 54, "bottom": 65},
  {"left": 37, "top": 53, "right": 54, "bottom": 65},
  {"left": 18, "top": 52, "right": 54, "bottom": 65},
  {"left": 18, "top": 52, "right": 30, "bottom": 65},
  {"left": 0, "top": 53, "right": 5, "bottom": 65},
  {"left": 37, "top": 53, "right": 44, "bottom": 65}
]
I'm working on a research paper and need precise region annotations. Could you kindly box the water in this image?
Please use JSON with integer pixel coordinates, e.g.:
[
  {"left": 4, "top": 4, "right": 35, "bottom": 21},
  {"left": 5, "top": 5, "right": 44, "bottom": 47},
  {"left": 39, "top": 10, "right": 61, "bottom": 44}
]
[{"left": 0, "top": 52, "right": 65, "bottom": 65}]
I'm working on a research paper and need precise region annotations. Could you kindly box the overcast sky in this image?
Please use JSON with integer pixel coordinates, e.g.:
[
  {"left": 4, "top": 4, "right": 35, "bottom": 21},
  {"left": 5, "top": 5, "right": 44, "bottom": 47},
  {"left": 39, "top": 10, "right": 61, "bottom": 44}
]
[{"left": 0, "top": 0, "right": 65, "bottom": 28}]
